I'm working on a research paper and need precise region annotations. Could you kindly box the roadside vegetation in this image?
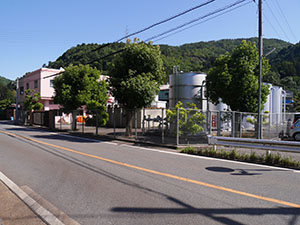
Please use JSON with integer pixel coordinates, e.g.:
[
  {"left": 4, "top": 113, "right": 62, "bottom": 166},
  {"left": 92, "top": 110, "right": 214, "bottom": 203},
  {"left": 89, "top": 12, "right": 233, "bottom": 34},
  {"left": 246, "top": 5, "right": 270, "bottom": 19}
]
[{"left": 180, "top": 146, "right": 300, "bottom": 169}]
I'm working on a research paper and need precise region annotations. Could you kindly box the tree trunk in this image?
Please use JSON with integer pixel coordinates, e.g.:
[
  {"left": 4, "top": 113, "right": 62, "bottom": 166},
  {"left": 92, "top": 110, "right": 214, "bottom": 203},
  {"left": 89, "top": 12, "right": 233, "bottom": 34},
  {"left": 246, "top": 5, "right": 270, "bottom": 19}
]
[
  {"left": 125, "top": 109, "right": 133, "bottom": 136},
  {"left": 72, "top": 111, "right": 77, "bottom": 131}
]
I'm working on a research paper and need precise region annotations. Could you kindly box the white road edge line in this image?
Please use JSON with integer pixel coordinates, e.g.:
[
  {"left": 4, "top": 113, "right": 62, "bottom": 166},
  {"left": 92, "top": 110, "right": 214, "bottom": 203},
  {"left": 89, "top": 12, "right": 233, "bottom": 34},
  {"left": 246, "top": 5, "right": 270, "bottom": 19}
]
[{"left": 0, "top": 171, "right": 65, "bottom": 225}]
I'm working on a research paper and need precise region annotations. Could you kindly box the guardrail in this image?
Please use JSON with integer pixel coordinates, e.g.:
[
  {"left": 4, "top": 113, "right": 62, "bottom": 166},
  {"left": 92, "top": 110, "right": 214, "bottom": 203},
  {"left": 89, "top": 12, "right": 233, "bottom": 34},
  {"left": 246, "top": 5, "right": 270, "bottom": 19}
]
[{"left": 207, "top": 135, "right": 300, "bottom": 153}]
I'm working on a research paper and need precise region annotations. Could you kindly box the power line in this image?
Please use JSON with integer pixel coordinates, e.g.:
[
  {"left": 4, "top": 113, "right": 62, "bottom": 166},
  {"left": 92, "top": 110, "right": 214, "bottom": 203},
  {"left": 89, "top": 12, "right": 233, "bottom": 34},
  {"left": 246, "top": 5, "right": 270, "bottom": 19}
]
[
  {"left": 91, "top": 0, "right": 217, "bottom": 52},
  {"left": 273, "top": 0, "right": 298, "bottom": 42},
  {"left": 151, "top": 1, "right": 252, "bottom": 43},
  {"left": 252, "top": 0, "right": 283, "bottom": 40},
  {"left": 145, "top": 0, "right": 250, "bottom": 42},
  {"left": 89, "top": 0, "right": 251, "bottom": 65},
  {"left": 264, "top": 0, "right": 291, "bottom": 42}
]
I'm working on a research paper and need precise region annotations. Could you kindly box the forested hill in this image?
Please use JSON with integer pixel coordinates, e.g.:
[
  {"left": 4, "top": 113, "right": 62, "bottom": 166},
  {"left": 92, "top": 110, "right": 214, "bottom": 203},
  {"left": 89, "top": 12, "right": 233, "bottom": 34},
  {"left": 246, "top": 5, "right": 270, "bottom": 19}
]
[
  {"left": 0, "top": 76, "right": 12, "bottom": 87},
  {"left": 47, "top": 38, "right": 291, "bottom": 76},
  {"left": 270, "top": 42, "right": 300, "bottom": 78},
  {"left": 160, "top": 38, "right": 291, "bottom": 75}
]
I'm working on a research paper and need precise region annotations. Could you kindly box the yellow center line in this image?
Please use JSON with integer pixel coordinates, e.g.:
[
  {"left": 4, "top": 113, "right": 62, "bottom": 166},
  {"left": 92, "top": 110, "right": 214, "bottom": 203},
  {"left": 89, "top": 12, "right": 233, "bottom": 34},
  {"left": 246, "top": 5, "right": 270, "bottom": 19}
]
[{"left": 1, "top": 129, "right": 300, "bottom": 208}]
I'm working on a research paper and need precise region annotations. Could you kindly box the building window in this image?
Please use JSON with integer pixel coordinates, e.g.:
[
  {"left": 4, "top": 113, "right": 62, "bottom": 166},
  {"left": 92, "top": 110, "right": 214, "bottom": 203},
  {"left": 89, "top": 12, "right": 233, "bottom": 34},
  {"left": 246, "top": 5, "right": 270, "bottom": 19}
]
[
  {"left": 50, "top": 80, "right": 54, "bottom": 87},
  {"left": 34, "top": 80, "right": 38, "bottom": 88},
  {"left": 26, "top": 83, "right": 29, "bottom": 90},
  {"left": 20, "top": 87, "right": 24, "bottom": 95}
]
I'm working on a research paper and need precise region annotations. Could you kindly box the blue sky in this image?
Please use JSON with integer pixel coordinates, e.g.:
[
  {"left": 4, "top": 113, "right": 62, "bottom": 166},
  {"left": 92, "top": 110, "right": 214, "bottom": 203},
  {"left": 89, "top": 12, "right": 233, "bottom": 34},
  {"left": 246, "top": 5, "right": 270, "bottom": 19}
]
[{"left": 1, "top": 0, "right": 299, "bottom": 80}]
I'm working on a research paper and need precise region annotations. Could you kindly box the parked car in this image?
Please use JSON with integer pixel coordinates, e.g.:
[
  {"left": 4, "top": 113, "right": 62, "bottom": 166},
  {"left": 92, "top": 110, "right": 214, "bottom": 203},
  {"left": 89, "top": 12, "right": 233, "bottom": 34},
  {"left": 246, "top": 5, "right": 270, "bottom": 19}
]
[
  {"left": 290, "top": 119, "right": 300, "bottom": 141},
  {"left": 292, "top": 113, "right": 300, "bottom": 123}
]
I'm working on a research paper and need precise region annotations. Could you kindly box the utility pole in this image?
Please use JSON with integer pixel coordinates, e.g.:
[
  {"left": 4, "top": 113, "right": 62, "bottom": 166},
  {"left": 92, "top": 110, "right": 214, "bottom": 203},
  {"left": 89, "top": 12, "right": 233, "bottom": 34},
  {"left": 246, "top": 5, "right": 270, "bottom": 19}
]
[
  {"left": 257, "top": 0, "right": 263, "bottom": 139},
  {"left": 15, "top": 78, "right": 19, "bottom": 123}
]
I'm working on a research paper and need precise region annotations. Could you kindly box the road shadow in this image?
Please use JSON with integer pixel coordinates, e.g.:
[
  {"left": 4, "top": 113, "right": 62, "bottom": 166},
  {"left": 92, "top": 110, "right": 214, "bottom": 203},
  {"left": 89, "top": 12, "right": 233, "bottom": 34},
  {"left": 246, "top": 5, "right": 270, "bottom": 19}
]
[
  {"left": 205, "top": 166, "right": 286, "bottom": 176},
  {"left": 5, "top": 127, "right": 51, "bottom": 133},
  {"left": 31, "top": 134, "right": 105, "bottom": 143},
  {"left": 111, "top": 199, "right": 300, "bottom": 225}
]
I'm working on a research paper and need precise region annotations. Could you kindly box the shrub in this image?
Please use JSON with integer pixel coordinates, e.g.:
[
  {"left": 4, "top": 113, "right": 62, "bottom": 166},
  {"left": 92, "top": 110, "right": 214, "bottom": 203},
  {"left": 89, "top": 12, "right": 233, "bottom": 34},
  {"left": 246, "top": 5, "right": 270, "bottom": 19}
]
[
  {"left": 179, "top": 147, "right": 300, "bottom": 169},
  {"left": 250, "top": 152, "right": 258, "bottom": 162}
]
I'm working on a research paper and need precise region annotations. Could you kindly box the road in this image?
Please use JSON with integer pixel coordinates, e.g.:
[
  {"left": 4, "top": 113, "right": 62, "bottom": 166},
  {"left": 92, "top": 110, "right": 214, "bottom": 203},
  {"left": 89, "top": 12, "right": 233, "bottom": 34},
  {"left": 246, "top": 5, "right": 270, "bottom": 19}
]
[{"left": 0, "top": 121, "right": 299, "bottom": 225}]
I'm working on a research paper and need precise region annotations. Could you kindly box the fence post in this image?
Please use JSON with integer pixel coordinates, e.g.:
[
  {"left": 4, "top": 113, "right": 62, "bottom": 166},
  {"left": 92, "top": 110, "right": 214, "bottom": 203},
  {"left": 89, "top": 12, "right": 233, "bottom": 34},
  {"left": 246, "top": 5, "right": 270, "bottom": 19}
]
[
  {"left": 60, "top": 110, "right": 62, "bottom": 130},
  {"left": 134, "top": 108, "right": 137, "bottom": 140},
  {"left": 239, "top": 112, "right": 243, "bottom": 138},
  {"left": 82, "top": 111, "right": 84, "bottom": 134},
  {"left": 96, "top": 110, "right": 98, "bottom": 135},
  {"left": 113, "top": 106, "right": 116, "bottom": 139},
  {"left": 232, "top": 112, "right": 235, "bottom": 137},
  {"left": 120, "top": 108, "right": 122, "bottom": 128},
  {"left": 217, "top": 111, "right": 221, "bottom": 136},
  {"left": 142, "top": 108, "right": 145, "bottom": 135},
  {"left": 162, "top": 108, "right": 165, "bottom": 144},
  {"left": 176, "top": 107, "right": 179, "bottom": 146},
  {"left": 148, "top": 115, "right": 151, "bottom": 131}
]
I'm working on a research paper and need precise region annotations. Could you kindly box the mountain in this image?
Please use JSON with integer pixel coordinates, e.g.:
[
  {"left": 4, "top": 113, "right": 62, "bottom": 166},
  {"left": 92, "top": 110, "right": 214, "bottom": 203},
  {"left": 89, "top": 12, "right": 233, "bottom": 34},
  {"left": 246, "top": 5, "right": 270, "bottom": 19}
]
[
  {"left": 47, "top": 42, "right": 125, "bottom": 73},
  {"left": 0, "top": 76, "right": 12, "bottom": 87},
  {"left": 46, "top": 38, "right": 291, "bottom": 77},
  {"left": 0, "top": 76, "right": 16, "bottom": 110},
  {"left": 270, "top": 42, "right": 300, "bottom": 78}
]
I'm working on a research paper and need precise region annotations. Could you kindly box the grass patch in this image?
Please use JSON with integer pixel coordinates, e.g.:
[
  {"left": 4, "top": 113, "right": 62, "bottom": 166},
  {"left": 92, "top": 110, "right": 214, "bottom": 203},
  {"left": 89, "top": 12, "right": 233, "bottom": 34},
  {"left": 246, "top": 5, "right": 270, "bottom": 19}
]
[{"left": 180, "top": 146, "right": 300, "bottom": 169}]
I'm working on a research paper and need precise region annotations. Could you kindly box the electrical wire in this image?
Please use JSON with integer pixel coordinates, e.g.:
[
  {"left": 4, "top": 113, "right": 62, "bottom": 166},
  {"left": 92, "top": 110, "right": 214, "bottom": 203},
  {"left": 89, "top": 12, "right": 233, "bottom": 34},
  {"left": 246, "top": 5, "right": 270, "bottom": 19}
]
[
  {"left": 252, "top": 0, "right": 283, "bottom": 40},
  {"left": 91, "top": 0, "right": 217, "bottom": 52},
  {"left": 55, "top": 0, "right": 218, "bottom": 70},
  {"left": 264, "top": 0, "right": 291, "bottom": 42},
  {"left": 45, "top": 0, "right": 259, "bottom": 78},
  {"left": 273, "top": 0, "right": 298, "bottom": 42},
  {"left": 145, "top": 0, "right": 250, "bottom": 42},
  {"left": 84, "top": 0, "right": 252, "bottom": 66},
  {"left": 151, "top": 0, "right": 252, "bottom": 43},
  {"left": 89, "top": 0, "right": 251, "bottom": 64}
]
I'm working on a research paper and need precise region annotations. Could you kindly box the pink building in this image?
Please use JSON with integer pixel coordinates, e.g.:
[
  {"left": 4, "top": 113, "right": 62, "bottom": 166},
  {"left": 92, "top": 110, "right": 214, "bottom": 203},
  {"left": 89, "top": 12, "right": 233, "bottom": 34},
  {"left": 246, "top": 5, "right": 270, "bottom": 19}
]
[{"left": 19, "top": 68, "right": 64, "bottom": 111}]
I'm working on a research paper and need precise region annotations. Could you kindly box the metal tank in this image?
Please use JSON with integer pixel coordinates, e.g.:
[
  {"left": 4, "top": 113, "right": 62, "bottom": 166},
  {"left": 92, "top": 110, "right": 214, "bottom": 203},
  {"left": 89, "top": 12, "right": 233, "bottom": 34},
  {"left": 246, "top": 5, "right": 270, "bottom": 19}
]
[
  {"left": 169, "top": 72, "right": 207, "bottom": 109},
  {"left": 271, "top": 86, "right": 283, "bottom": 115},
  {"left": 271, "top": 86, "right": 284, "bottom": 125},
  {"left": 263, "top": 83, "right": 272, "bottom": 113}
]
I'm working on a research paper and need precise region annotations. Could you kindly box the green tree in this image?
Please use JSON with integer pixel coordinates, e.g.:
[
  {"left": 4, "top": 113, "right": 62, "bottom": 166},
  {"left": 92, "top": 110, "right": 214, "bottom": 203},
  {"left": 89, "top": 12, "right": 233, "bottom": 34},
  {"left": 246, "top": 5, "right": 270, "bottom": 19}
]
[
  {"left": 53, "top": 64, "right": 108, "bottom": 130},
  {"left": 206, "top": 40, "right": 270, "bottom": 113},
  {"left": 167, "top": 101, "right": 206, "bottom": 140},
  {"left": 109, "top": 39, "right": 165, "bottom": 135},
  {"left": 24, "top": 89, "right": 43, "bottom": 111}
]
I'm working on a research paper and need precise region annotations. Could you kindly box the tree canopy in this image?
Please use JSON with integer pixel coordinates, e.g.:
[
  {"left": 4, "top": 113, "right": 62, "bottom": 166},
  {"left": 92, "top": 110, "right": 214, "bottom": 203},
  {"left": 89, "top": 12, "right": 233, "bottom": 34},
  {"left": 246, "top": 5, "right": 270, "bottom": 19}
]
[
  {"left": 0, "top": 76, "right": 16, "bottom": 110},
  {"left": 53, "top": 64, "right": 108, "bottom": 111},
  {"left": 206, "top": 40, "right": 270, "bottom": 113},
  {"left": 24, "top": 89, "right": 43, "bottom": 111},
  {"left": 109, "top": 39, "right": 165, "bottom": 109}
]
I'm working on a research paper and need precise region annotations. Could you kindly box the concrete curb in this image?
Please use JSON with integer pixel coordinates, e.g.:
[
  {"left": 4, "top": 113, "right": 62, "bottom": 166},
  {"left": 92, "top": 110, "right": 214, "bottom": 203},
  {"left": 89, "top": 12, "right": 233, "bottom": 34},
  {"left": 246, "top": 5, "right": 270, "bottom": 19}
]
[{"left": 0, "top": 171, "right": 64, "bottom": 225}]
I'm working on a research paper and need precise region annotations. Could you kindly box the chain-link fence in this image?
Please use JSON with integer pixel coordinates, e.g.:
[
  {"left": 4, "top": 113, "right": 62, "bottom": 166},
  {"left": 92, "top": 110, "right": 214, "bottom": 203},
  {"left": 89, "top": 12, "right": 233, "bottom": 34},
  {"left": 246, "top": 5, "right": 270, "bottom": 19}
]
[{"left": 30, "top": 107, "right": 299, "bottom": 145}]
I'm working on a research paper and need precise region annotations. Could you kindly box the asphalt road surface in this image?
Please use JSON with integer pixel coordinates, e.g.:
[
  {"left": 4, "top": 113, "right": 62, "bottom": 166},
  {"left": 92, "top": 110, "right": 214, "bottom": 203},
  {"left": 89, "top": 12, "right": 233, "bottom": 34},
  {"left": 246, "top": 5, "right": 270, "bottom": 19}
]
[{"left": 0, "top": 122, "right": 300, "bottom": 225}]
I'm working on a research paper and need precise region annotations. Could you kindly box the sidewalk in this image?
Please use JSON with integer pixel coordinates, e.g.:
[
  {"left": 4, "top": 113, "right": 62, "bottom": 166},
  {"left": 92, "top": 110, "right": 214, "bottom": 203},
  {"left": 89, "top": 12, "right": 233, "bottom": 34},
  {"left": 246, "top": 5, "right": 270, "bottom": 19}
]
[{"left": 0, "top": 181, "right": 46, "bottom": 225}]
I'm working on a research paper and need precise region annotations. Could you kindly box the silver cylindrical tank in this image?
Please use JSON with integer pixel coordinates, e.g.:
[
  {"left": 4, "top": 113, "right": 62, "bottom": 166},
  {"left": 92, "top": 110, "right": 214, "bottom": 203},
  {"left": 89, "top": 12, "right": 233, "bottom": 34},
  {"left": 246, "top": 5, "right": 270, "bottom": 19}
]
[
  {"left": 272, "top": 86, "right": 283, "bottom": 115},
  {"left": 263, "top": 83, "right": 272, "bottom": 113},
  {"left": 169, "top": 72, "right": 206, "bottom": 109}
]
